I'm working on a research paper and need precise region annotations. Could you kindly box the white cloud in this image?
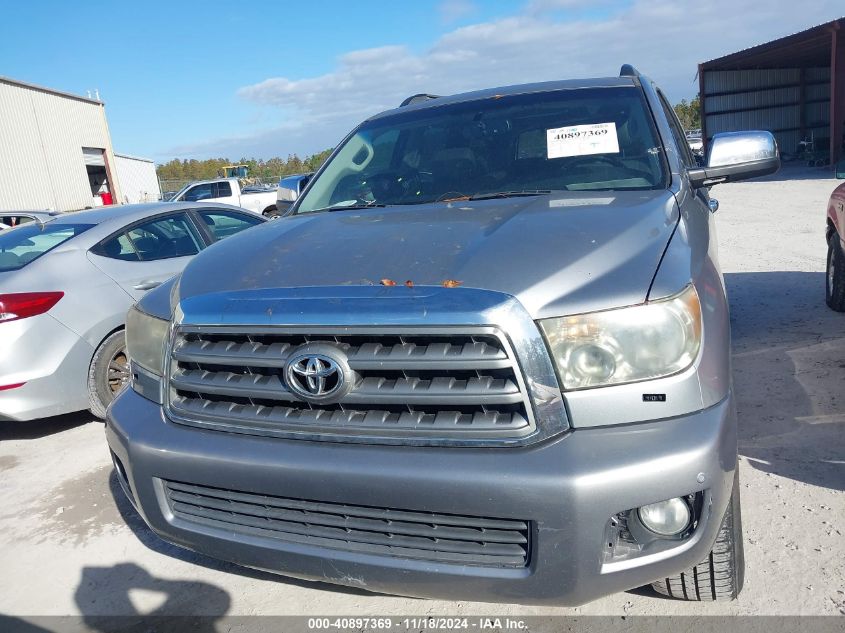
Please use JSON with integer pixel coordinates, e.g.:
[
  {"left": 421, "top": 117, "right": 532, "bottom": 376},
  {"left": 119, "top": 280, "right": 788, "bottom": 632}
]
[
  {"left": 438, "top": 0, "right": 477, "bottom": 24},
  {"left": 165, "top": 1, "right": 844, "bottom": 159},
  {"left": 525, "top": 0, "right": 611, "bottom": 13}
]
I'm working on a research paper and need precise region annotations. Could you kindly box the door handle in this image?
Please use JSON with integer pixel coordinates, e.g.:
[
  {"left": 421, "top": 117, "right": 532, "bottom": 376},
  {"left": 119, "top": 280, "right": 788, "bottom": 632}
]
[{"left": 133, "top": 280, "right": 162, "bottom": 291}]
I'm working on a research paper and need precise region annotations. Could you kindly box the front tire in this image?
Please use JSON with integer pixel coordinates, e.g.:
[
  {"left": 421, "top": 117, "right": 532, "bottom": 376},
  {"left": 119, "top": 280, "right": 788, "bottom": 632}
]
[
  {"left": 826, "top": 232, "right": 845, "bottom": 312},
  {"left": 651, "top": 470, "right": 745, "bottom": 601},
  {"left": 87, "top": 330, "right": 129, "bottom": 419}
]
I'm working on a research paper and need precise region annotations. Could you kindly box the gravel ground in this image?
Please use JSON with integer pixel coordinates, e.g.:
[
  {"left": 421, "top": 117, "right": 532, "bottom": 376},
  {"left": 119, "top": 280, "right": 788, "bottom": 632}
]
[{"left": 1, "top": 165, "right": 843, "bottom": 619}]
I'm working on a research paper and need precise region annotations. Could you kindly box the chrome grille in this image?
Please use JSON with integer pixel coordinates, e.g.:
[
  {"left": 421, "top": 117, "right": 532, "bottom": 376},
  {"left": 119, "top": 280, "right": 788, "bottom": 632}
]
[
  {"left": 163, "top": 480, "right": 531, "bottom": 567},
  {"left": 165, "top": 327, "right": 536, "bottom": 445}
]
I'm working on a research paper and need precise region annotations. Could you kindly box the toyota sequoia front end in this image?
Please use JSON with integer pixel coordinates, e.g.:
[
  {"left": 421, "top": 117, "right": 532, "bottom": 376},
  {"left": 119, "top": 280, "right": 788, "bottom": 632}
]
[{"left": 107, "top": 67, "right": 779, "bottom": 605}]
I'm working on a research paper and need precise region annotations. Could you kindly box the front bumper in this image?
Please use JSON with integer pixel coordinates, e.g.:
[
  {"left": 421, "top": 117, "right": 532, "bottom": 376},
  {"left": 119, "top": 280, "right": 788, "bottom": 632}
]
[{"left": 107, "top": 388, "right": 737, "bottom": 606}]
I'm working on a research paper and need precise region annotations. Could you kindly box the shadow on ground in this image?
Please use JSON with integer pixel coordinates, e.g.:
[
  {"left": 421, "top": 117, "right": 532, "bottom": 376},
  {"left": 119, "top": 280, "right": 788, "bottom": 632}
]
[
  {"left": 73, "top": 562, "right": 229, "bottom": 631},
  {"left": 752, "top": 163, "right": 837, "bottom": 183},
  {"left": 0, "top": 410, "right": 93, "bottom": 441},
  {"left": 726, "top": 271, "right": 845, "bottom": 491}
]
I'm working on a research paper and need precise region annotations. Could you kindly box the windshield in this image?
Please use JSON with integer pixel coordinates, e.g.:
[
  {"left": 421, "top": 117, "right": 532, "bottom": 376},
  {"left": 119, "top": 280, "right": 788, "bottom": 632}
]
[
  {"left": 297, "top": 86, "right": 667, "bottom": 213},
  {"left": 0, "top": 223, "right": 93, "bottom": 272}
]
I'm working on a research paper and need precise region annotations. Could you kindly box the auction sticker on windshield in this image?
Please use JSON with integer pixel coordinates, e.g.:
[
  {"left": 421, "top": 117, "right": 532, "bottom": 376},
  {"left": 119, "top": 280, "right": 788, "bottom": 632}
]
[{"left": 547, "top": 122, "right": 619, "bottom": 158}]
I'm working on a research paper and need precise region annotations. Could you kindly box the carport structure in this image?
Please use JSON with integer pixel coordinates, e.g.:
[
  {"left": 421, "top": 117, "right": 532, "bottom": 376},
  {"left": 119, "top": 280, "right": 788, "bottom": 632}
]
[{"left": 699, "top": 17, "right": 845, "bottom": 167}]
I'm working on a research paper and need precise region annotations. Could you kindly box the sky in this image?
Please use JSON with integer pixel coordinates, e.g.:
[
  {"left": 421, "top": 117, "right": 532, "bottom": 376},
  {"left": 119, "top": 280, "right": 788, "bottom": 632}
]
[{"left": 2, "top": 0, "right": 843, "bottom": 163}]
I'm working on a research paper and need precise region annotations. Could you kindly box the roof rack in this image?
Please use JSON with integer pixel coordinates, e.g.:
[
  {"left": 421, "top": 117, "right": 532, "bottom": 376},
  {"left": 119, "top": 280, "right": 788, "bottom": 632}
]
[
  {"left": 400, "top": 93, "right": 441, "bottom": 107},
  {"left": 619, "top": 64, "right": 641, "bottom": 78}
]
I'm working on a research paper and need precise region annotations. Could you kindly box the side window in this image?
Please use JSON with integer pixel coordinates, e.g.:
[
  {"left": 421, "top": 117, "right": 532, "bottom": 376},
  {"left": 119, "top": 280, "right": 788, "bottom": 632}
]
[
  {"left": 95, "top": 233, "right": 140, "bottom": 261},
  {"left": 183, "top": 183, "right": 214, "bottom": 202},
  {"left": 0, "top": 215, "right": 35, "bottom": 227},
  {"left": 198, "top": 211, "right": 262, "bottom": 241},
  {"left": 215, "top": 181, "right": 232, "bottom": 197},
  {"left": 657, "top": 90, "right": 695, "bottom": 168},
  {"left": 125, "top": 214, "right": 202, "bottom": 260}
]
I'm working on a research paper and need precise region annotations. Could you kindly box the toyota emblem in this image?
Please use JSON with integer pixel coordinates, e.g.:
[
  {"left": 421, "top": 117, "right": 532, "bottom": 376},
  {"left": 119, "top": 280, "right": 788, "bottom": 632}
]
[{"left": 285, "top": 351, "right": 345, "bottom": 401}]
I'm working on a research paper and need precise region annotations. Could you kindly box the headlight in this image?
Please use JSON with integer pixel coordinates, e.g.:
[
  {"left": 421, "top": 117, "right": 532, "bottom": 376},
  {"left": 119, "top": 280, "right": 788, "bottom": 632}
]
[
  {"left": 538, "top": 285, "right": 701, "bottom": 390},
  {"left": 126, "top": 306, "right": 170, "bottom": 377}
]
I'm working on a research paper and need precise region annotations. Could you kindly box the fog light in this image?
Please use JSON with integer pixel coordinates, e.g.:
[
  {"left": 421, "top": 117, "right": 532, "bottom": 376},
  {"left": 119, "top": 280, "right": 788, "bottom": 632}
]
[{"left": 637, "top": 498, "right": 690, "bottom": 536}]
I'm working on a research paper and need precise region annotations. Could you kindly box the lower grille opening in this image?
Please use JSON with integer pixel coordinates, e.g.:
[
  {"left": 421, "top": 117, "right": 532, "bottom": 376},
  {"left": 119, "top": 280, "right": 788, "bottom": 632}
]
[{"left": 163, "top": 480, "right": 531, "bottom": 568}]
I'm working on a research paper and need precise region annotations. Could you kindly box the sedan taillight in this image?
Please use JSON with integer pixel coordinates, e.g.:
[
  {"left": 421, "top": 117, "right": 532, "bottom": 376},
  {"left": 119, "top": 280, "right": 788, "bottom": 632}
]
[{"left": 0, "top": 292, "right": 64, "bottom": 322}]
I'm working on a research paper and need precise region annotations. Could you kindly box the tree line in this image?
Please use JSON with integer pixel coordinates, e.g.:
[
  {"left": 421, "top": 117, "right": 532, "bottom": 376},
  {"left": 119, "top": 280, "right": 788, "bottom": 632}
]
[
  {"left": 673, "top": 95, "right": 701, "bottom": 131},
  {"left": 156, "top": 149, "right": 334, "bottom": 183}
]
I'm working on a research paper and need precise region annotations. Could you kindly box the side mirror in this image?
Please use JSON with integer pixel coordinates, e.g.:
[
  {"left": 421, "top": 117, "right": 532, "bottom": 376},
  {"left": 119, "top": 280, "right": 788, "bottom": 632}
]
[
  {"left": 278, "top": 174, "right": 311, "bottom": 202},
  {"left": 688, "top": 131, "right": 780, "bottom": 188},
  {"left": 277, "top": 186, "right": 299, "bottom": 202}
]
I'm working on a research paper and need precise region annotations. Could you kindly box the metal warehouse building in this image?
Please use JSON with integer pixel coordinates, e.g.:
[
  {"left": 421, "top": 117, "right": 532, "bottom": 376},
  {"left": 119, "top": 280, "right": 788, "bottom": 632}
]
[
  {"left": 113, "top": 153, "right": 161, "bottom": 204},
  {"left": 699, "top": 17, "right": 845, "bottom": 166},
  {"left": 0, "top": 76, "right": 160, "bottom": 212}
]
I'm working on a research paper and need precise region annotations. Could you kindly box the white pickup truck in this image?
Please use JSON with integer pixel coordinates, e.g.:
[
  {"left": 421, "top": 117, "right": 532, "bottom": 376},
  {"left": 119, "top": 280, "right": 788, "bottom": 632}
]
[{"left": 170, "top": 178, "right": 278, "bottom": 217}]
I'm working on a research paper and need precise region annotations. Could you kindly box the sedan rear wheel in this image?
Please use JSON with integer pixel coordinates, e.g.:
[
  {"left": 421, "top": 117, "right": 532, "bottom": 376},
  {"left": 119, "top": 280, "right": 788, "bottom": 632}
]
[{"left": 88, "top": 330, "right": 128, "bottom": 419}]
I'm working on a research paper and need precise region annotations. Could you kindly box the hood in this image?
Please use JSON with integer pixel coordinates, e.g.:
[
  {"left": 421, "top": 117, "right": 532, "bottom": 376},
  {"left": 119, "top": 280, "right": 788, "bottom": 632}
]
[{"left": 178, "top": 190, "right": 679, "bottom": 319}]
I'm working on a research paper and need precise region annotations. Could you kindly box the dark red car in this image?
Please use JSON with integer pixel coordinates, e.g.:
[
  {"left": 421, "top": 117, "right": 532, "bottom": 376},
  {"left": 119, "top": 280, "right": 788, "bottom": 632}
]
[{"left": 827, "top": 181, "right": 845, "bottom": 311}]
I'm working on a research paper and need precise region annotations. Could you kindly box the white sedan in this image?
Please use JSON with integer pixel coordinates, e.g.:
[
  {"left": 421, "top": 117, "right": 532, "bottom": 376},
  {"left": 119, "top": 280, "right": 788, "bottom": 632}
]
[{"left": 0, "top": 201, "right": 265, "bottom": 421}]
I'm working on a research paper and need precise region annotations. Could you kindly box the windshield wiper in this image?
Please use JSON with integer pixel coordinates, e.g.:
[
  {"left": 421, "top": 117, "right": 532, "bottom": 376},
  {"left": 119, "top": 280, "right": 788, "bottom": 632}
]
[
  {"left": 315, "top": 202, "right": 387, "bottom": 212},
  {"left": 466, "top": 190, "right": 552, "bottom": 201}
]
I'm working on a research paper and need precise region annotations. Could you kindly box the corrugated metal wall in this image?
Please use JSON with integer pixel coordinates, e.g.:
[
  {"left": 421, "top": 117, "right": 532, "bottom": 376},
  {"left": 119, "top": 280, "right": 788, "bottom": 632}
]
[
  {"left": 702, "top": 68, "right": 830, "bottom": 155},
  {"left": 0, "top": 79, "right": 120, "bottom": 212},
  {"left": 114, "top": 154, "right": 161, "bottom": 204}
]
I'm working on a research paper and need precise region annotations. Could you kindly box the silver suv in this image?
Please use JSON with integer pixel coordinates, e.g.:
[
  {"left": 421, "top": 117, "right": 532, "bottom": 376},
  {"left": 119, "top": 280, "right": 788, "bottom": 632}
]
[{"left": 107, "top": 66, "right": 779, "bottom": 605}]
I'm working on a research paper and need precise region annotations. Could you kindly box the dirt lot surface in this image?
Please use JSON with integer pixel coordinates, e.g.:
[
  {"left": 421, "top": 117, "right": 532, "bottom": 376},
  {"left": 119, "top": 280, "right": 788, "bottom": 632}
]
[{"left": 1, "top": 165, "right": 843, "bottom": 620}]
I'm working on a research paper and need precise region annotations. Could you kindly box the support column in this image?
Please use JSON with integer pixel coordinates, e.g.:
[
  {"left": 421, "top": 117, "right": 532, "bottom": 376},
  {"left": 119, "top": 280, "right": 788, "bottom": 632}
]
[
  {"left": 830, "top": 24, "right": 845, "bottom": 166},
  {"left": 799, "top": 67, "right": 806, "bottom": 143},
  {"left": 698, "top": 63, "right": 708, "bottom": 156}
]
